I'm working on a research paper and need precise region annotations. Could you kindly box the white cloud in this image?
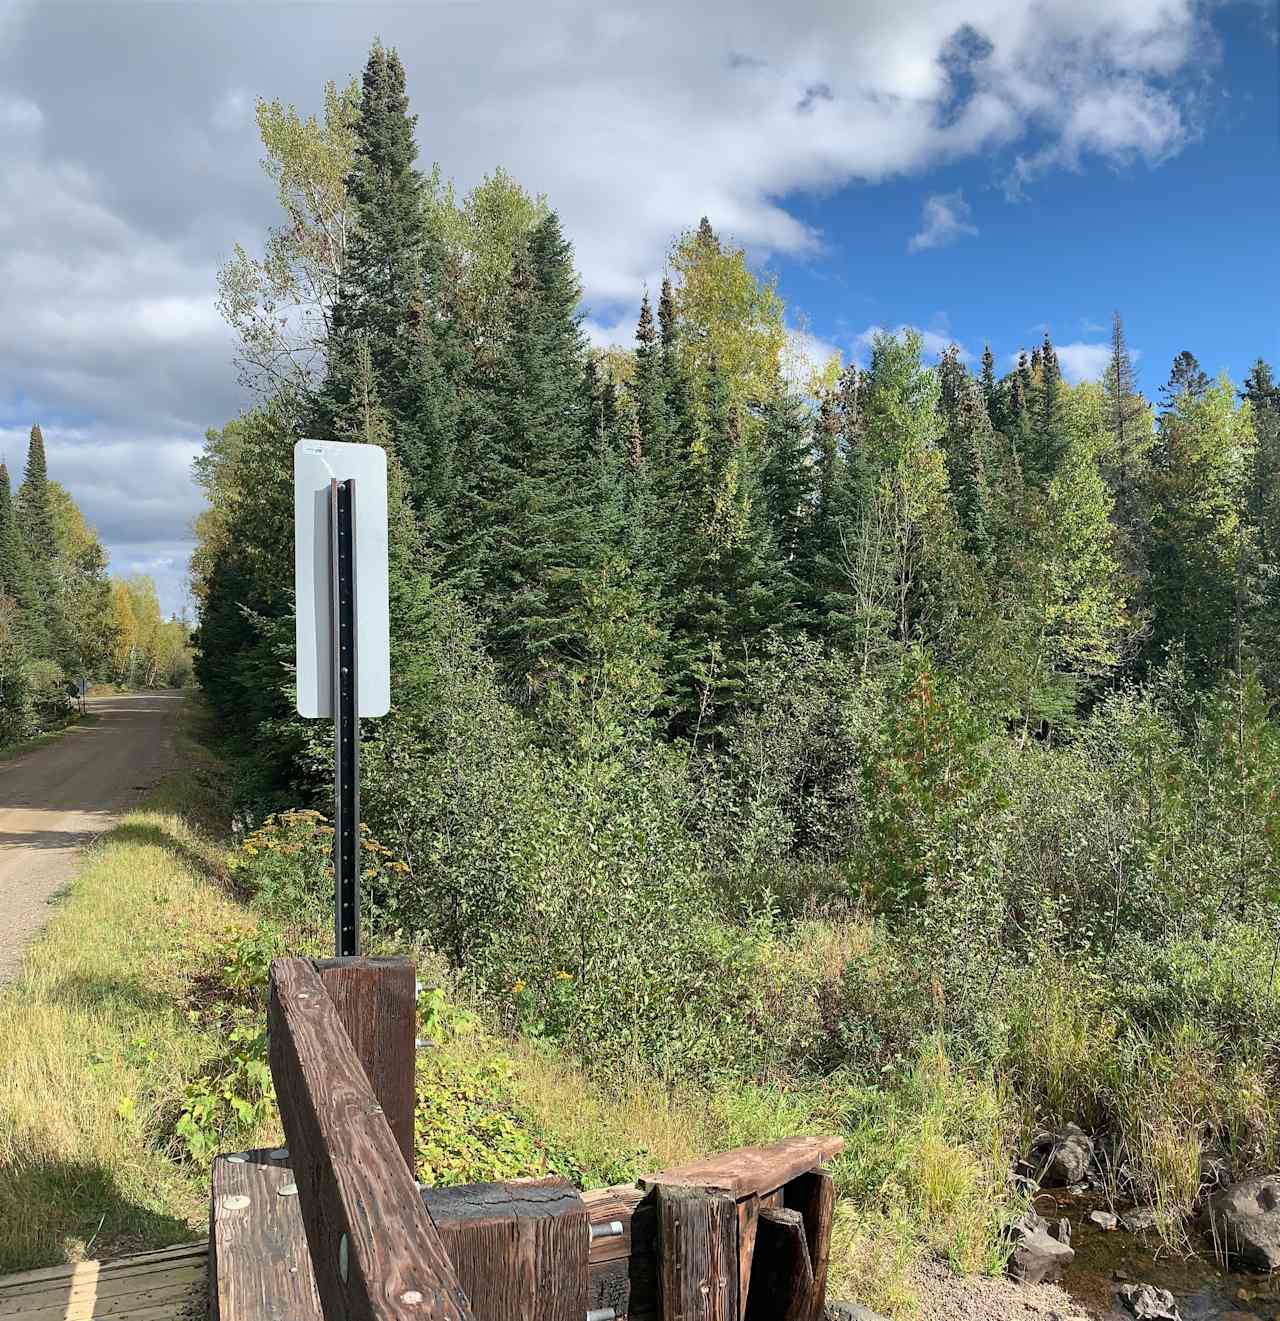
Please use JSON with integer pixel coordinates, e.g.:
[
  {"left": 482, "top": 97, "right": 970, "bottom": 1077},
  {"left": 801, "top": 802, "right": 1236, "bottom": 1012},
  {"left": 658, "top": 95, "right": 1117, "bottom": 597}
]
[
  {"left": 1055, "top": 341, "right": 1116, "bottom": 383},
  {"left": 908, "top": 191, "right": 978, "bottom": 253},
  {"left": 0, "top": 0, "right": 1218, "bottom": 614}
]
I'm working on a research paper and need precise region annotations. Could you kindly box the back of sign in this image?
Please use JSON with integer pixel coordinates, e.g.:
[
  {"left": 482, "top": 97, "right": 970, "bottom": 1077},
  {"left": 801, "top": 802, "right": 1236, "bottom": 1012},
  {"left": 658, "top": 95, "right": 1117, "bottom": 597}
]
[{"left": 294, "top": 440, "right": 391, "bottom": 718}]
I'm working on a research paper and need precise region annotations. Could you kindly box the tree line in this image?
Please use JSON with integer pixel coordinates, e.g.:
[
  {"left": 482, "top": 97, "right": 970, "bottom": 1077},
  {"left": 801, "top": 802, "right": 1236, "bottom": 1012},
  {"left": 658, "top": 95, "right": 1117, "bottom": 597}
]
[
  {"left": 197, "top": 40, "right": 1280, "bottom": 764},
  {"left": 0, "top": 425, "right": 191, "bottom": 742}
]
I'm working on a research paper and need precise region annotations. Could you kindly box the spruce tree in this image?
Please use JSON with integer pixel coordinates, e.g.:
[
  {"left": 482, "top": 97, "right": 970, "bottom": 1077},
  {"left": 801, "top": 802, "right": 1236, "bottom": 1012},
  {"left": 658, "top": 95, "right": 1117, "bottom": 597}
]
[
  {"left": 1026, "top": 333, "right": 1067, "bottom": 482},
  {"left": 979, "top": 344, "right": 997, "bottom": 419},
  {"left": 0, "top": 464, "right": 23, "bottom": 600},
  {"left": 1102, "top": 311, "right": 1151, "bottom": 590},
  {"left": 319, "top": 41, "right": 461, "bottom": 530},
  {"left": 1160, "top": 350, "right": 1211, "bottom": 409},
  {"left": 455, "top": 213, "right": 600, "bottom": 685},
  {"left": 17, "top": 424, "right": 56, "bottom": 568}
]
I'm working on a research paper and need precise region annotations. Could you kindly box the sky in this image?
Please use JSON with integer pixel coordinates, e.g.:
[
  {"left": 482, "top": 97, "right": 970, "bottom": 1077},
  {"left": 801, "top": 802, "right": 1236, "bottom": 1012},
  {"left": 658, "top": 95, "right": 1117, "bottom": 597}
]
[{"left": 0, "top": 0, "right": 1276, "bottom": 616}]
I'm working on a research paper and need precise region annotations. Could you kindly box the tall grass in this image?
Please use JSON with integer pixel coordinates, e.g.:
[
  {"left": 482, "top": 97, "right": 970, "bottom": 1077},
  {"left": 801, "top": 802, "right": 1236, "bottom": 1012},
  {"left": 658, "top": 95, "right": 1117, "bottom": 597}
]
[{"left": 0, "top": 700, "right": 253, "bottom": 1270}]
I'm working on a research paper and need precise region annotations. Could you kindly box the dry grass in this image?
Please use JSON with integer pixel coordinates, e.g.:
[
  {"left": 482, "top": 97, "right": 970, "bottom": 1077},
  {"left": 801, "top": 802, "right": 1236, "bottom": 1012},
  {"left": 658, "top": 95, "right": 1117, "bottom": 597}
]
[{"left": 0, "top": 700, "right": 249, "bottom": 1271}]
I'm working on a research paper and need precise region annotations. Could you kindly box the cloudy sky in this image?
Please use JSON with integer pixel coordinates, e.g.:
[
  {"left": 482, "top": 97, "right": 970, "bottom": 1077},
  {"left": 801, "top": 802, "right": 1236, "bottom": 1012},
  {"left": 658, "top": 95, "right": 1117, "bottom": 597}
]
[{"left": 0, "top": 0, "right": 1276, "bottom": 615}]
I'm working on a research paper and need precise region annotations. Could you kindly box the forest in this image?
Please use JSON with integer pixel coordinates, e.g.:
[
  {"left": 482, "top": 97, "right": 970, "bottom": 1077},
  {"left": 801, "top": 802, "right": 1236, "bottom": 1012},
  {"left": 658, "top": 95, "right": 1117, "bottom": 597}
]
[
  {"left": 0, "top": 426, "right": 192, "bottom": 745},
  {"left": 193, "top": 40, "right": 1280, "bottom": 1310}
]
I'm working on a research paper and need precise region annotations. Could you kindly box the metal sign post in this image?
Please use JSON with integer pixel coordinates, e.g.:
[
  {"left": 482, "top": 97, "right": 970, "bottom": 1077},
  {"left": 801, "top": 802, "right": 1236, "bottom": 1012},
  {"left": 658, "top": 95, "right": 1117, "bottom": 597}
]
[
  {"left": 329, "top": 478, "right": 360, "bottom": 958},
  {"left": 294, "top": 439, "right": 389, "bottom": 961}
]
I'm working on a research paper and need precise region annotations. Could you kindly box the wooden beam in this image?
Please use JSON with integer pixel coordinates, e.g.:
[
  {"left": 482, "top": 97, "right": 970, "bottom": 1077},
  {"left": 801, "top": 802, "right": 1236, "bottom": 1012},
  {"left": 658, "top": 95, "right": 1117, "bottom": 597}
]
[
  {"left": 314, "top": 956, "right": 417, "bottom": 1174},
  {"left": 422, "top": 1177, "right": 588, "bottom": 1321},
  {"left": 654, "top": 1185, "right": 737, "bottom": 1321},
  {"left": 209, "top": 1149, "right": 322, "bottom": 1321},
  {"left": 639, "top": 1137, "right": 844, "bottom": 1202},
  {"left": 743, "top": 1209, "right": 811, "bottom": 1321},
  {"left": 268, "top": 957, "right": 473, "bottom": 1321},
  {"left": 784, "top": 1171, "right": 835, "bottom": 1321},
  {"left": 736, "top": 1196, "right": 759, "bottom": 1321}
]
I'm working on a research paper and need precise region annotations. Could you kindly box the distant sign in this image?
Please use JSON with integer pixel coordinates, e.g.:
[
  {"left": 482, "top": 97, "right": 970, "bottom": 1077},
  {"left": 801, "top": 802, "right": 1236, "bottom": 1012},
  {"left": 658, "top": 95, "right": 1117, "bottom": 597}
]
[{"left": 293, "top": 440, "right": 390, "bottom": 719}]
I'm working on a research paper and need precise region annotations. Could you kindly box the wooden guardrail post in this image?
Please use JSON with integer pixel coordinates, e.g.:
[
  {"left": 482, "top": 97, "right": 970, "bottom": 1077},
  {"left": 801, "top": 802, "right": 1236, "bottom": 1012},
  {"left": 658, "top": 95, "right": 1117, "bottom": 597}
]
[
  {"left": 268, "top": 957, "right": 474, "bottom": 1321},
  {"left": 313, "top": 956, "right": 417, "bottom": 1174},
  {"left": 655, "top": 1184, "right": 738, "bottom": 1321}
]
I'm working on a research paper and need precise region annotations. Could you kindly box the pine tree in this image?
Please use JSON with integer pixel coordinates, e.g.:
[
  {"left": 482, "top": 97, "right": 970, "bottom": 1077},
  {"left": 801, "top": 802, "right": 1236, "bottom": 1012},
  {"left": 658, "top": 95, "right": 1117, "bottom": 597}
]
[
  {"left": 1242, "top": 358, "right": 1280, "bottom": 687},
  {"left": 938, "top": 359, "right": 993, "bottom": 563},
  {"left": 630, "top": 292, "right": 668, "bottom": 473},
  {"left": 455, "top": 213, "right": 600, "bottom": 685},
  {"left": 1026, "top": 333, "right": 1067, "bottom": 482},
  {"left": 979, "top": 344, "right": 997, "bottom": 419},
  {"left": 17, "top": 424, "right": 56, "bottom": 568},
  {"left": 759, "top": 384, "right": 814, "bottom": 569},
  {"left": 0, "top": 456, "right": 40, "bottom": 669},
  {"left": 1160, "top": 351, "right": 1211, "bottom": 409},
  {"left": 1102, "top": 311, "right": 1152, "bottom": 591},
  {"left": 319, "top": 41, "right": 461, "bottom": 530}
]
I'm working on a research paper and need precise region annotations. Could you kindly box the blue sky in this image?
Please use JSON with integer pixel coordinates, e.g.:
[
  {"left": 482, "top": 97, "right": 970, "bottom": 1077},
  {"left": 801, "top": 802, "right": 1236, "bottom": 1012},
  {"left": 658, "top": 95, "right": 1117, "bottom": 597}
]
[
  {"left": 726, "top": 2, "right": 1280, "bottom": 402},
  {"left": 0, "top": 0, "right": 1275, "bottom": 615}
]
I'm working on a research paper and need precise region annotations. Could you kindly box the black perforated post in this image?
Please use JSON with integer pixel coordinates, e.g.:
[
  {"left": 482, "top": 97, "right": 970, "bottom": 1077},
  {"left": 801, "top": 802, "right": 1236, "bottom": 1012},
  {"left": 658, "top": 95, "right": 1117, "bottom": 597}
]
[{"left": 329, "top": 477, "right": 360, "bottom": 958}]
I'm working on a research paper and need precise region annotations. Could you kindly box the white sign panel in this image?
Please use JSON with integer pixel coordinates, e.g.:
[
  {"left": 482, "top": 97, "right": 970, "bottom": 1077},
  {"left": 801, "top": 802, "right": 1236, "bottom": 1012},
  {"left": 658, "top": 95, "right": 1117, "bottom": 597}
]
[{"left": 294, "top": 439, "right": 391, "bottom": 719}]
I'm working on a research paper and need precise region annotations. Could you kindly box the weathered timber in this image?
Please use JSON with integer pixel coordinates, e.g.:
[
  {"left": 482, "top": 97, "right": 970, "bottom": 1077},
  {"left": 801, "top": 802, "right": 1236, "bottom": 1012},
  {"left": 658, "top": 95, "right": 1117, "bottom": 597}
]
[
  {"left": 639, "top": 1136, "right": 844, "bottom": 1201},
  {"left": 0, "top": 1243, "right": 206, "bottom": 1321},
  {"left": 735, "top": 1195, "right": 759, "bottom": 1321},
  {"left": 744, "top": 1209, "right": 812, "bottom": 1321},
  {"left": 422, "top": 1177, "right": 589, "bottom": 1321},
  {"left": 313, "top": 956, "right": 417, "bottom": 1173},
  {"left": 581, "top": 1184, "right": 654, "bottom": 1319},
  {"left": 655, "top": 1185, "right": 737, "bottom": 1321},
  {"left": 268, "top": 957, "right": 473, "bottom": 1321},
  {"left": 210, "top": 1149, "right": 322, "bottom": 1321},
  {"left": 784, "top": 1170, "right": 835, "bottom": 1321}
]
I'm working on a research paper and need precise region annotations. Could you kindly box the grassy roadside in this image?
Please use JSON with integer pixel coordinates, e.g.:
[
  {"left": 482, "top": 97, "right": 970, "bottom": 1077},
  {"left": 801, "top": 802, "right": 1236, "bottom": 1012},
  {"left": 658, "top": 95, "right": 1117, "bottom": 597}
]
[
  {"left": 0, "top": 711, "right": 96, "bottom": 764},
  {"left": 0, "top": 697, "right": 261, "bottom": 1272},
  {"left": 0, "top": 695, "right": 1014, "bottom": 1315}
]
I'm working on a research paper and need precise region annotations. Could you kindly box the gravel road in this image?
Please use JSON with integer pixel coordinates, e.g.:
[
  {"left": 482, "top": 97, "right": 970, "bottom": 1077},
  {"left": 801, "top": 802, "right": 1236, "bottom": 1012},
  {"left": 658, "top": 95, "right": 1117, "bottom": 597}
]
[{"left": 0, "top": 692, "right": 182, "bottom": 982}]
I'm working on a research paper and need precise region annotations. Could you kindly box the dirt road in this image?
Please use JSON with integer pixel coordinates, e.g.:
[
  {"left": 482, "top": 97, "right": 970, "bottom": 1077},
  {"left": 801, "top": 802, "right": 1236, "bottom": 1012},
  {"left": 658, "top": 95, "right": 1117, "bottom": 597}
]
[{"left": 0, "top": 692, "right": 183, "bottom": 982}]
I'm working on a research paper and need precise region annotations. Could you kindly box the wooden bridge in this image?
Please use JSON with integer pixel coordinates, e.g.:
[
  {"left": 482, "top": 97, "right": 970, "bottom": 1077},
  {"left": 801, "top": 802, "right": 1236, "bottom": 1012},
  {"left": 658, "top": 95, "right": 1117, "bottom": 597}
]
[{"left": 1, "top": 956, "right": 844, "bottom": 1320}]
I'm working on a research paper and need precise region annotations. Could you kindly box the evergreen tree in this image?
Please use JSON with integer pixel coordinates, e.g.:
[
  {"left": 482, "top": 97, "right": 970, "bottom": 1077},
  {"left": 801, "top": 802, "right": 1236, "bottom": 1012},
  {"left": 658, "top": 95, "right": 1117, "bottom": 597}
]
[
  {"left": 17, "top": 423, "right": 56, "bottom": 568},
  {"left": 630, "top": 292, "right": 668, "bottom": 474},
  {"left": 1147, "top": 377, "right": 1254, "bottom": 681},
  {"left": 759, "top": 384, "right": 814, "bottom": 570},
  {"left": 979, "top": 344, "right": 997, "bottom": 419},
  {"left": 454, "top": 213, "right": 600, "bottom": 686},
  {"left": 0, "top": 463, "right": 33, "bottom": 607},
  {"left": 1242, "top": 358, "right": 1280, "bottom": 688},
  {"left": 319, "top": 41, "right": 462, "bottom": 530},
  {"left": 1026, "top": 333, "right": 1067, "bottom": 482},
  {"left": 1102, "top": 311, "right": 1152, "bottom": 595},
  {"left": 938, "top": 354, "right": 993, "bottom": 562},
  {"left": 1160, "top": 350, "right": 1211, "bottom": 409}
]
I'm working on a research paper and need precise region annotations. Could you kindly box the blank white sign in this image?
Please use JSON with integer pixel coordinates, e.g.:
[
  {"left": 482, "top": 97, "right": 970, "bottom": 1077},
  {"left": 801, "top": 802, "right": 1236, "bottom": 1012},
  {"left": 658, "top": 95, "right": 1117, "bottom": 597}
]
[{"left": 294, "top": 439, "right": 391, "bottom": 719}]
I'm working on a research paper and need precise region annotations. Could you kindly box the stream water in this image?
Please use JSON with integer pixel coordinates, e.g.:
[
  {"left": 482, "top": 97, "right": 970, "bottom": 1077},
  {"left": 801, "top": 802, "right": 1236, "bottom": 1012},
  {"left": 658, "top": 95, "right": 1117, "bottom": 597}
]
[{"left": 1034, "top": 1190, "right": 1280, "bottom": 1320}]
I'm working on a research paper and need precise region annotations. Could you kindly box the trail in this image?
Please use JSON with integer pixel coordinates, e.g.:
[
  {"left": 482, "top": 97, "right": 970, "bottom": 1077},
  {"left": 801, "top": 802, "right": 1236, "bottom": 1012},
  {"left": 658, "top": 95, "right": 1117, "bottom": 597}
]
[{"left": 0, "top": 692, "right": 182, "bottom": 981}]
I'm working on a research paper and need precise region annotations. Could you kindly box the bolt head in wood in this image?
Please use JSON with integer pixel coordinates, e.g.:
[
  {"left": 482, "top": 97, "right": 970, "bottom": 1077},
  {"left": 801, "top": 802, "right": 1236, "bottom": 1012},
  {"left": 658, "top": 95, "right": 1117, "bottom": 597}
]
[
  {"left": 400, "top": 1291, "right": 423, "bottom": 1304},
  {"left": 338, "top": 1233, "right": 349, "bottom": 1284},
  {"left": 220, "top": 1195, "right": 251, "bottom": 1212},
  {"left": 270, "top": 1148, "right": 289, "bottom": 1160},
  {"left": 277, "top": 1183, "right": 299, "bottom": 1197}
]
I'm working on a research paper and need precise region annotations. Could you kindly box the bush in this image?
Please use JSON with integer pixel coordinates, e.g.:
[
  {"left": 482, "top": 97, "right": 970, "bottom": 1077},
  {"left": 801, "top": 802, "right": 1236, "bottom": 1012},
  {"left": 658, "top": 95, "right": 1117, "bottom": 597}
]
[{"left": 228, "top": 809, "right": 414, "bottom": 946}]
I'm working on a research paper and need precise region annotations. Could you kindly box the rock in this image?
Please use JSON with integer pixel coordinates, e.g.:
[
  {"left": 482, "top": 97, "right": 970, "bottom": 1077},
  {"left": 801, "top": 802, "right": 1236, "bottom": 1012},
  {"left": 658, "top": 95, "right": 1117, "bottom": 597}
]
[
  {"left": 1029, "top": 1123, "right": 1095, "bottom": 1187},
  {"left": 826, "top": 1304, "right": 888, "bottom": 1321},
  {"left": 1203, "top": 1174, "right": 1280, "bottom": 1271},
  {"left": 1121, "top": 1206, "right": 1159, "bottom": 1233},
  {"left": 1089, "top": 1209, "right": 1119, "bottom": 1231},
  {"left": 1049, "top": 1216, "right": 1072, "bottom": 1245},
  {"left": 1008, "top": 1210, "right": 1075, "bottom": 1285},
  {"left": 1117, "top": 1283, "right": 1182, "bottom": 1320}
]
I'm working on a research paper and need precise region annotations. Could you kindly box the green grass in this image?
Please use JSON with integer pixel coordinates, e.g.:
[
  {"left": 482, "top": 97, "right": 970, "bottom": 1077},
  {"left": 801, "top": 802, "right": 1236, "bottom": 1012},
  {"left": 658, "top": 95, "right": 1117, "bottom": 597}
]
[{"left": 0, "top": 698, "right": 259, "bottom": 1271}]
